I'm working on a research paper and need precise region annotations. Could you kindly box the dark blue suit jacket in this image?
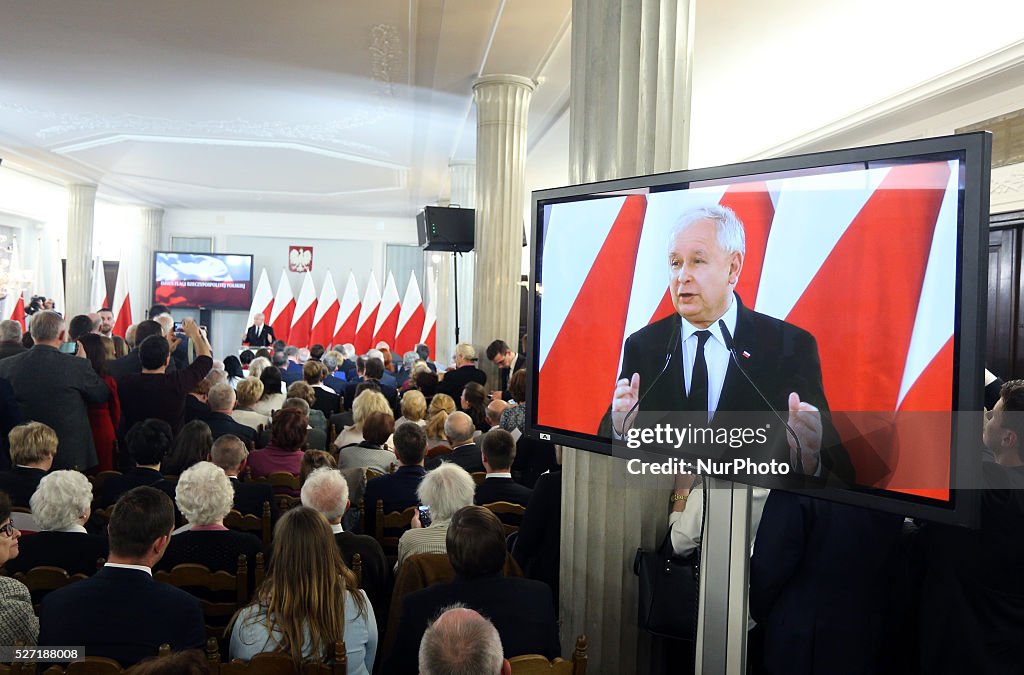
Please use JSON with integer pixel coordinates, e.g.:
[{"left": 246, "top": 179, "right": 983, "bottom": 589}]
[
  {"left": 362, "top": 465, "right": 426, "bottom": 535},
  {"left": 204, "top": 412, "right": 257, "bottom": 445},
  {"left": 39, "top": 566, "right": 205, "bottom": 667}
]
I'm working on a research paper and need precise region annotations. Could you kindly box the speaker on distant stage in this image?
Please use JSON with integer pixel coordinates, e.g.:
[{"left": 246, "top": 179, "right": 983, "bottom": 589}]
[{"left": 418, "top": 206, "right": 475, "bottom": 252}]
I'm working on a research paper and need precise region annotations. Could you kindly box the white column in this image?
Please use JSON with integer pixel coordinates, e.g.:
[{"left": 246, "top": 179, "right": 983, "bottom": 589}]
[
  {"left": 65, "top": 184, "right": 97, "bottom": 320},
  {"left": 472, "top": 75, "right": 534, "bottom": 388},
  {"left": 560, "top": 1, "right": 695, "bottom": 672},
  {"left": 139, "top": 207, "right": 163, "bottom": 322}
]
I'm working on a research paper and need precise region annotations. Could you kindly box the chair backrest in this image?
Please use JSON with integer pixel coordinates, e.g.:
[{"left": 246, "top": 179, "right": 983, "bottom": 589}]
[
  {"left": 364, "top": 467, "right": 385, "bottom": 483},
  {"left": 480, "top": 500, "right": 527, "bottom": 536},
  {"left": 14, "top": 565, "right": 94, "bottom": 613},
  {"left": 508, "top": 635, "right": 589, "bottom": 675},
  {"left": 471, "top": 471, "right": 486, "bottom": 486},
  {"left": 154, "top": 555, "right": 250, "bottom": 638},
  {"left": 88, "top": 471, "right": 122, "bottom": 497},
  {"left": 425, "top": 444, "right": 452, "bottom": 460},
  {"left": 223, "top": 501, "right": 272, "bottom": 546},
  {"left": 351, "top": 553, "right": 362, "bottom": 588},
  {"left": 205, "top": 636, "right": 348, "bottom": 674},
  {"left": 374, "top": 501, "right": 416, "bottom": 564},
  {"left": 251, "top": 472, "right": 302, "bottom": 513}
]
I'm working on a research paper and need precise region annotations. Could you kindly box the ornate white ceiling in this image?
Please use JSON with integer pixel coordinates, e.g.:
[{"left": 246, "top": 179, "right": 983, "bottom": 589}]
[{"left": 0, "top": 0, "right": 571, "bottom": 216}]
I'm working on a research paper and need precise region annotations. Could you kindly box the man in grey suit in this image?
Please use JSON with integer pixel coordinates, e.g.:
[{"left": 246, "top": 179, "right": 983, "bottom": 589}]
[{"left": 0, "top": 311, "right": 109, "bottom": 471}]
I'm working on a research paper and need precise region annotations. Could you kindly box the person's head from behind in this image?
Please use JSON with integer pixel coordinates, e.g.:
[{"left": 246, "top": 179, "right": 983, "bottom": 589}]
[
  {"left": 67, "top": 314, "right": 95, "bottom": 341},
  {"left": 30, "top": 470, "right": 92, "bottom": 531},
  {"left": 310, "top": 344, "right": 325, "bottom": 361},
  {"left": 139, "top": 334, "right": 171, "bottom": 370},
  {"left": 259, "top": 366, "right": 283, "bottom": 399},
  {"left": 300, "top": 466, "right": 349, "bottom": 523},
  {"left": 234, "top": 377, "right": 264, "bottom": 409},
  {"left": 175, "top": 461, "right": 233, "bottom": 527},
  {"left": 28, "top": 310, "right": 66, "bottom": 346},
  {"left": 287, "top": 380, "right": 316, "bottom": 406},
  {"left": 247, "top": 356, "right": 270, "bottom": 380},
  {"left": 447, "top": 505, "right": 507, "bottom": 578},
  {"left": 322, "top": 353, "right": 339, "bottom": 374},
  {"left": 9, "top": 421, "right": 58, "bottom": 470},
  {"left": 270, "top": 407, "right": 308, "bottom": 451},
  {"left": 401, "top": 389, "right": 427, "bottom": 423},
  {"left": 299, "top": 450, "right": 337, "bottom": 484},
  {"left": 481, "top": 428, "right": 516, "bottom": 473},
  {"left": 364, "top": 357, "right": 385, "bottom": 381},
  {"left": 210, "top": 434, "right": 248, "bottom": 475},
  {"left": 281, "top": 397, "right": 311, "bottom": 421},
  {"left": 165, "top": 420, "right": 213, "bottom": 475},
  {"left": 419, "top": 605, "right": 509, "bottom": 675},
  {"left": 353, "top": 390, "right": 391, "bottom": 430},
  {"left": 486, "top": 339, "right": 514, "bottom": 369},
  {"left": 508, "top": 369, "right": 527, "bottom": 404},
  {"left": 0, "top": 319, "right": 21, "bottom": 343},
  {"left": 985, "top": 379, "right": 1024, "bottom": 465},
  {"left": 302, "top": 360, "right": 326, "bottom": 385},
  {"left": 415, "top": 369, "right": 439, "bottom": 397},
  {"left": 127, "top": 418, "right": 174, "bottom": 467},
  {"left": 224, "top": 355, "right": 244, "bottom": 380},
  {"left": 393, "top": 421, "right": 427, "bottom": 466},
  {"left": 207, "top": 382, "right": 236, "bottom": 414},
  {"left": 415, "top": 343, "right": 431, "bottom": 362},
  {"left": 668, "top": 205, "right": 746, "bottom": 329},
  {"left": 361, "top": 411, "right": 394, "bottom": 447},
  {"left": 444, "top": 411, "right": 475, "bottom": 446},
  {"left": 108, "top": 487, "right": 176, "bottom": 566},
  {"left": 133, "top": 319, "right": 164, "bottom": 347},
  {"left": 462, "top": 383, "right": 486, "bottom": 412},
  {"left": 485, "top": 400, "right": 508, "bottom": 427},
  {"left": 454, "top": 342, "right": 477, "bottom": 367},
  {"left": 253, "top": 507, "right": 364, "bottom": 666},
  {"left": 417, "top": 462, "right": 475, "bottom": 522},
  {"left": 271, "top": 351, "right": 288, "bottom": 369}
]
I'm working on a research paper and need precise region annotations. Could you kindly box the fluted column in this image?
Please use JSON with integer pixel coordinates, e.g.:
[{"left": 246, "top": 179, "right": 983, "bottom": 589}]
[
  {"left": 472, "top": 75, "right": 533, "bottom": 388},
  {"left": 140, "top": 208, "right": 163, "bottom": 322},
  {"left": 560, "top": 1, "right": 695, "bottom": 673},
  {"left": 65, "top": 184, "right": 97, "bottom": 320}
]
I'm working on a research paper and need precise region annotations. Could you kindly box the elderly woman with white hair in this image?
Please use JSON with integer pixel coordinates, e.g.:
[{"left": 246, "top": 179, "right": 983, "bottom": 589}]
[
  {"left": 395, "top": 463, "right": 476, "bottom": 569},
  {"left": 157, "top": 462, "right": 262, "bottom": 582},
  {"left": 4, "top": 471, "right": 108, "bottom": 576}
]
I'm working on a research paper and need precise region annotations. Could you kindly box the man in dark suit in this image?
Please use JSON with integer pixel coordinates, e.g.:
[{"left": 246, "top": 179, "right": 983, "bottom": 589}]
[
  {"left": 101, "top": 419, "right": 177, "bottom": 508},
  {"left": 204, "top": 383, "right": 257, "bottom": 445},
  {"left": 344, "top": 358, "right": 398, "bottom": 413},
  {"left": 385, "top": 505, "right": 560, "bottom": 675},
  {"left": 610, "top": 205, "right": 852, "bottom": 482},
  {"left": 364, "top": 421, "right": 427, "bottom": 535},
  {"left": 426, "top": 412, "right": 483, "bottom": 473},
  {"left": 300, "top": 466, "right": 389, "bottom": 627},
  {"left": 243, "top": 312, "right": 275, "bottom": 347},
  {"left": 437, "top": 343, "right": 487, "bottom": 399},
  {"left": 485, "top": 339, "right": 526, "bottom": 401},
  {"left": 321, "top": 353, "right": 347, "bottom": 395},
  {"left": 475, "top": 429, "right": 532, "bottom": 509},
  {"left": 38, "top": 487, "right": 206, "bottom": 666},
  {"left": 209, "top": 435, "right": 279, "bottom": 523},
  {"left": 106, "top": 320, "right": 171, "bottom": 380},
  {"left": 0, "top": 311, "right": 110, "bottom": 471},
  {"left": 0, "top": 319, "right": 27, "bottom": 360},
  {"left": 0, "top": 422, "right": 55, "bottom": 507}
]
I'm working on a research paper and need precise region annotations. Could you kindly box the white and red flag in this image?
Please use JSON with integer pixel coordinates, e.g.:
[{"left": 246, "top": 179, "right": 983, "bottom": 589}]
[
  {"left": 354, "top": 272, "right": 380, "bottom": 354},
  {"left": 289, "top": 272, "right": 317, "bottom": 349},
  {"left": 309, "top": 270, "right": 339, "bottom": 348},
  {"left": 394, "top": 272, "right": 425, "bottom": 356},
  {"left": 268, "top": 269, "right": 295, "bottom": 345}
]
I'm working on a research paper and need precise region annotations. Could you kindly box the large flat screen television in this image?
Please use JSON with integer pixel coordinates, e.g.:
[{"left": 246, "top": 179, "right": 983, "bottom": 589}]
[
  {"left": 526, "top": 133, "right": 991, "bottom": 526},
  {"left": 153, "top": 252, "right": 254, "bottom": 310}
]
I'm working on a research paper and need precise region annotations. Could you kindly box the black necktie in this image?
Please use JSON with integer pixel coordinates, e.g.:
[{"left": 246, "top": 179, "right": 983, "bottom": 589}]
[{"left": 689, "top": 330, "right": 711, "bottom": 414}]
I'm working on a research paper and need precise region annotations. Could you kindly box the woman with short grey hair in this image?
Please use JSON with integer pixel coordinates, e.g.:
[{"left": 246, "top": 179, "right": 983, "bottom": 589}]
[{"left": 157, "top": 462, "right": 262, "bottom": 580}]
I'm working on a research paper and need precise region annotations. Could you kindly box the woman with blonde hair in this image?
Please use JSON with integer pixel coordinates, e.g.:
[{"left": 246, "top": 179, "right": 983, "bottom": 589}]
[
  {"left": 395, "top": 389, "right": 427, "bottom": 428},
  {"left": 228, "top": 507, "right": 376, "bottom": 672},
  {"left": 333, "top": 390, "right": 392, "bottom": 450},
  {"left": 424, "top": 393, "right": 456, "bottom": 449},
  {"left": 232, "top": 377, "right": 270, "bottom": 431}
]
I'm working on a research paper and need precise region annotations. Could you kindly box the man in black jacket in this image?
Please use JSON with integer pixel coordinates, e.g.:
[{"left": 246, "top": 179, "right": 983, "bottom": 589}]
[
  {"left": 209, "top": 435, "right": 278, "bottom": 524},
  {"left": 475, "top": 429, "right": 532, "bottom": 509}
]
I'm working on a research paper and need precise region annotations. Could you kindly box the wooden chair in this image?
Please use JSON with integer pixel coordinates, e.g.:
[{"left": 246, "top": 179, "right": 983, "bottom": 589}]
[
  {"left": 328, "top": 423, "right": 337, "bottom": 448},
  {"left": 351, "top": 553, "right": 362, "bottom": 588},
  {"left": 471, "top": 471, "right": 486, "bottom": 486},
  {"left": 251, "top": 472, "right": 302, "bottom": 513},
  {"left": 374, "top": 501, "right": 416, "bottom": 566},
  {"left": 508, "top": 635, "right": 589, "bottom": 675},
  {"left": 14, "top": 563, "right": 99, "bottom": 612},
  {"left": 154, "top": 555, "right": 250, "bottom": 639},
  {"left": 87, "top": 471, "right": 122, "bottom": 498},
  {"left": 364, "top": 467, "right": 384, "bottom": 483},
  {"left": 425, "top": 444, "right": 452, "bottom": 460},
  {"left": 224, "top": 501, "right": 273, "bottom": 546},
  {"left": 205, "top": 637, "right": 348, "bottom": 674},
  {"left": 481, "top": 500, "right": 528, "bottom": 536},
  {"left": 32, "top": 645, "right": 172, "bottom": 674}
]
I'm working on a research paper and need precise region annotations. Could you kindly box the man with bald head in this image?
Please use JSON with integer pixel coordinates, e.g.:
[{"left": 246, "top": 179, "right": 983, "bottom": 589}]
[
  {"left": 418, "top": 606, "right": 510, "bottom": 675},
  {"left": 426, "top": 411, "right": 483, "bottom": 473},
  {"left": 609, "top": 204, "right": 852, "bottom": 481}
]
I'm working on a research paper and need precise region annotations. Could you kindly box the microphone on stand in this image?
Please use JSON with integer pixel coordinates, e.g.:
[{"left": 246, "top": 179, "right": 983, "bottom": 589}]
[{"left": 616, "top": 319, "right": 681, "bottom": 438}]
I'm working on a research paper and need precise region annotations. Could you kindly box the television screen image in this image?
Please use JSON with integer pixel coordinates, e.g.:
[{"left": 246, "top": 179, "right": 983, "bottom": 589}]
[
  {"left": 153, "top": 252, "right": 253, "bottom": 310},
  {"left": 527, "top": 133, "right": 991, "bottom": 525}
]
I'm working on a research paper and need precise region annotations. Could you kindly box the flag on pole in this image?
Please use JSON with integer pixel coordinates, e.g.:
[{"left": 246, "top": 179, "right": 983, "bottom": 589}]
[
  {"left": 333, "top": 272, "right": 361, "bottom": 348},
  {"left": 289, "top": 273, "right": 318, "bottom": 349},
  {"left": 310, "top": 270, "right": 340, "bottom": 348},
  {"left": 394, "top": 272, "right": 425, "bottom": 355},
  {"left": 2, "top": 238, "right": 26, "bottom": 329},
  {"left": 373, "top": 272, "right": 401, "bottom": 349},
  {"left": 268, "top": 269, "right": 295, "bottom": 345},
  {"left": 90, "top": 256, "right": 107, "bottom": 312},
  {"left": 110, "top": 260, "right": 132, "bottom": 338},
  {"left": 246, "top": 268, "right": 275, "bottom": 332},
  {"left": 421, "top": 271, "right": 437, "bottom": 358},
  {"left": 354, "top": 272, "right": 380, "bottom": 354}
]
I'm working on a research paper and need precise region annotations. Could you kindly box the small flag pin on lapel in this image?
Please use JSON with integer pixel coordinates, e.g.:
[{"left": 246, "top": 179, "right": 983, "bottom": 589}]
[{"left": 742, "top": 350, "right": 751, "bottom": 359}]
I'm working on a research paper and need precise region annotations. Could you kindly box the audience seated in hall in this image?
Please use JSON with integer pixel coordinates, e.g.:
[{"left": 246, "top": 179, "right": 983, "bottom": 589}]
[
  {"left": 396, "top": 463, "right": 476, "bottom": 569},
  {"left": 161, "top": 419, "right": 212, "bottom": 476},
  {"left": 305, "top": 360, "right": 342, "bottom": 418},
  {"left": 474, "top": 428, "right": 532, "bottom": 510},
  {"left": 245, "top": 408, "right": 306, "bottom": 478},
  {"left": 344, "top": 357, "right": 398, "bottom": 413},
  {"left": 204, "top": 383, "right": 258, "bottom": 445},
  {"left": 460, "top": 381, "right": 491, "bottom": 433},
  {"left": 279, "top": 397, "right": 328, "bottom": 451},
  {"left": 335, "top": 389, "right": 393, "bottom": 451},
  {"left": 117, "top": 319, "right": 213, "bottom": 435},
  {"left": 157, "top": 462, "right": 262, "bottom": 586},
  {"left": 249, "top": 365, "right": 286, "bottom": 417},
  {"left": 485, "top": 399, "right": 508, "bottom": 432},
  {"left": 287, "top": 380, "right": 328, "bottom": 434},
  {"left": 209, "top": 435, "right": 278, "bottom": 524},
  {"left": 0, "top": 421, "right": 57, "bottom": 508},
  {"left": 300, "top": 449, "right": 337, "bottom": 484},
  {"left": 0, "top": 490, "right": 39, "bottom": 646},
  {"left": 426, "top": 412, "right": 483, "bottom": 473},
  {"left": 364, "top": 421, "right": 428, "bottom": 537},
  {"left": 386, "top": 506, "right": 559, "bottom": 674},
  {"left": 0, "top": 310, "right": 109, "bottom": 471},
  {"left": 100, "top": 419, "right": 177, "bottom": 508},
  {"left": 395, "top": 389, "right": 428, "bottom": 429},
  {"left": 301, "top": 467, "right": 389, "bottom": 624},
  {"left": 321, "top": 352, "right": 348, "bottom": 395},
  {"left": 230, "top": 376, "right": 271, "bottom": 431},
  {"left": 424, "top": 393, "right": 456, "bottom": 450},
  {"left": 5, "top": 470, "right": 108, "bottom": 577},
  {"left": 227, "top": 507, "right": 376, "bottom": 673},
  {"left": 337, "top": 411, "right": 396, "bottom": 474},
  {"left": 39, "top": 487, "right": 205, "bottom": 667},
  {"left": 418, "top": 606, "right": 510, "bottom": 675}
]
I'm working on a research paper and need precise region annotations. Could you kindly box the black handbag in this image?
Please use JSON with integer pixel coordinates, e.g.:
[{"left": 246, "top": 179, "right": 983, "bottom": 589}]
[{"left": 633, "top": 528, "right": 701, "bottom": 640}]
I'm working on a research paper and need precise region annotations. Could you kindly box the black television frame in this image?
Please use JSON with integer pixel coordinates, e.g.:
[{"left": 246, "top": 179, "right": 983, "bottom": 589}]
[
  {"left": 152, "top": 251, "right": 255, "bottom": 311},
  {"left": 524, "top": 132, "right": 991, "bottom": 527}
]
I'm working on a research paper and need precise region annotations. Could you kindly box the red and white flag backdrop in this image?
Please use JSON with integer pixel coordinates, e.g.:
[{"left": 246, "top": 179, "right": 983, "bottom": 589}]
[
  {"left": 535, "top": 160, "right": 959, "bottom": 500},
  {"left": 289, "top": 272, "right": 317, "bottom": 350},
  {"left": 334, "top": 272, "right": 361, "bottom": 347},
  {"left": 309, "top": 270, "right": 339, "bottom": 348},
  {"left": 268, "top": 269, "right": 295, "bottom": 346},
  {"left": 354, "top": 272, "right": 381, "bottom": 355},
  {"left": 373, "top": 272, "right": 401, "bottom": 349},
  {"left": 395, "top": 272, "right": 425, "bottom": 356},
  {"left": 246, "top": 268, "right": 275, "bottom": 330},
  {"left": 110, "top": 260, "right": 133, "bottom": 338}
]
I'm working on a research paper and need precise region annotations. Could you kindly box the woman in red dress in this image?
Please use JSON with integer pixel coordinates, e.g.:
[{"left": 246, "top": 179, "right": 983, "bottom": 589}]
[{"left": 78, "top": 333, "right": 120, "bottom": 472}]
